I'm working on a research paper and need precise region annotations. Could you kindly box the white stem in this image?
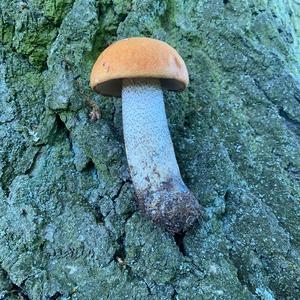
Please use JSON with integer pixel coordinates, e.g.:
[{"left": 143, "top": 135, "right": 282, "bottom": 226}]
[
  {"left": 122, "top": 78, "right": 181, "bottom": 191},
  {"left": 122, "top": 78, "right": 200, "bottom": 233}
]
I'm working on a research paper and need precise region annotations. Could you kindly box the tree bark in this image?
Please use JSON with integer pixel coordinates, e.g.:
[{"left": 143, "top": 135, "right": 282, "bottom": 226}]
[{"left": 0, "top": 0, "right": 300, "bottom": 299}]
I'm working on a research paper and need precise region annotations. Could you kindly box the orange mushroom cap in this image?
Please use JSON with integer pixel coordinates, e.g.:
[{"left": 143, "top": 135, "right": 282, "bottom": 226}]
[{"left": 90, "top": 37, "right": 189, "bottom": 97}]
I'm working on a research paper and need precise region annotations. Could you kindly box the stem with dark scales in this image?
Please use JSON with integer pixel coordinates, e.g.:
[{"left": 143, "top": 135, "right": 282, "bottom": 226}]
[{"left": 122, "top": 78, "right": 200, "bottom": 233}]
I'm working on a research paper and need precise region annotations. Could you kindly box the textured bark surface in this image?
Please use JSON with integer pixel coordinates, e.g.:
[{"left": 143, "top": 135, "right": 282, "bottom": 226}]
[{"left": 0, "top": 0, "right": 300, "bottom": 299}]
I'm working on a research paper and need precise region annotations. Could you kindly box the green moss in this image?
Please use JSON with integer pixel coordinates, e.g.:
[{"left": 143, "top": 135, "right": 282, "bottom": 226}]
[
  {"left": 0, "top": 0, "right": 75, "bottom": 69},
  {"left": 43, "top": 0, "right": 75, "bottom": 24}
]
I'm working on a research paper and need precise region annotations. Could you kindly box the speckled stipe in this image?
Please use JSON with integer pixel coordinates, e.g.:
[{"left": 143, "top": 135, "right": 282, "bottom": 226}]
[{"left": 122, "top": 78, "right": 201, "bottom": 233}]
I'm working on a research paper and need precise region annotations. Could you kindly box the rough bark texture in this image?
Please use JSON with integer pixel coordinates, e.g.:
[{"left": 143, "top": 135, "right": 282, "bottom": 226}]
[{"left": 0, "top": 0, "right": 300, "bottom": 299}]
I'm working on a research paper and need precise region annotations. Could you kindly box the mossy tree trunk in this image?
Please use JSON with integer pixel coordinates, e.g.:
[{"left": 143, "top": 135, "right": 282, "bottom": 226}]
[{"left": 1, "top": 0, "right": 300, "bottom": 299}]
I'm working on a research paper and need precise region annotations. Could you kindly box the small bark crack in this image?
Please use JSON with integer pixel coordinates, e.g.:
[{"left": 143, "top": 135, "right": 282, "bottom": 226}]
[
  {"left": 111, "top": 180, "right": 128, "bottom": 202},
  {"left": 0, "top": 268, "right": 30, "bottom": 300},
  {"left": 278, "top": 107, "right": 300, "bottom": 137},
  {"left": 174, "top": 231, "right": 186, "bottom": 256},
  {"left": 47, "top": 291, "right": 63, "bottom": 300}
]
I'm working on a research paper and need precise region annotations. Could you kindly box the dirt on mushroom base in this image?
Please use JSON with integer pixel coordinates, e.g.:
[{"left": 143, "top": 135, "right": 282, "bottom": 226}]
[{"left": 135, "top": 177, "right": 201, "bottom": 234}]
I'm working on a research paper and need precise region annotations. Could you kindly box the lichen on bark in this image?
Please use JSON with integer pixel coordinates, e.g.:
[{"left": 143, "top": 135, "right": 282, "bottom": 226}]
[{"left": 0, "top": 0, "right": 300, "bottom": 299}]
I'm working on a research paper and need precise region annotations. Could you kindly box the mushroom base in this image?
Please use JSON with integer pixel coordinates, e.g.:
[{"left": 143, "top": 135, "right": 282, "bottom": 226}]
[{"left": 135, "top": 179, "right": 201, "bottom": 234}]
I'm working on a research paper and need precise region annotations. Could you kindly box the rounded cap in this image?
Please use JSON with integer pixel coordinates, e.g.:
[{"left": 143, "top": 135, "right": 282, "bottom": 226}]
[{"left": 90, "top": 37, "right": 189, "bottom": 97}]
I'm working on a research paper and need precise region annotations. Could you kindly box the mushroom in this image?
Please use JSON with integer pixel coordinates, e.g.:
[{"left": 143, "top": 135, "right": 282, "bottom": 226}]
[{"left": 90, "top": 37, "right": 201, "bottom": 233}]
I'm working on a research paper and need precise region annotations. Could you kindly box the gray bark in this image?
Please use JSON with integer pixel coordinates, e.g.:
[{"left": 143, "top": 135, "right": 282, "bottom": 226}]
[{"left": 0, "top": 0, "right": 300, "bottom": 299}]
